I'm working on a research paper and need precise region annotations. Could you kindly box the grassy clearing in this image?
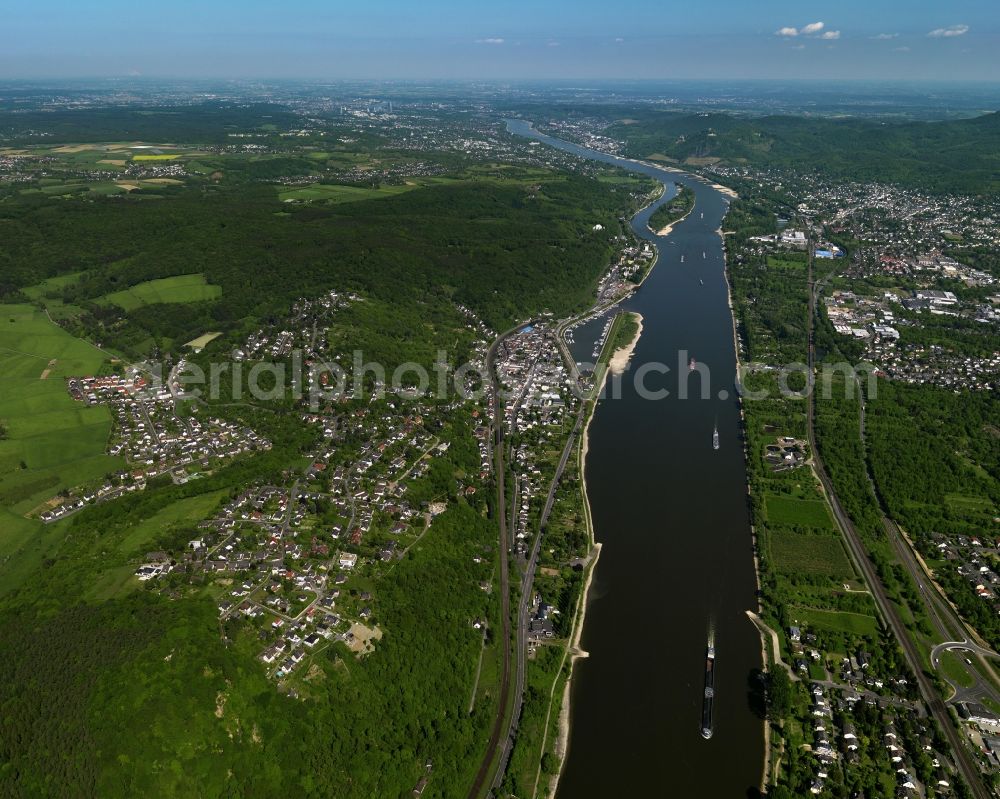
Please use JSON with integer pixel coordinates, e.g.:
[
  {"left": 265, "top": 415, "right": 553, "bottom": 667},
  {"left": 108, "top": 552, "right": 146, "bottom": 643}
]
[
  {"left": 21, "top": 272, "right": 84, "bottom": 301},
  {"left": 184, "top": 332, "right": 222, "bottom": 350},
  {"left": 938, "top": 650, "right": 975, "bottom": 690},
  {"left": 100, "top": 273, "right": 222, "bottom": 310},
  {"left": 765, "top": 494, "right": 835, "bottom": 528},
  {"left": 767, "top": 256, "right": 807, "bottom": 271},
  {"left": 789, "top": 606, "right": 879, "bottom": 636},
  {"left": 116, "top": 489, "right": 228, "bottom": 556},
  {"left": 770, "top": 530, "right": 854, "bottom": 577},
  {"left": 944, "top": 493, "right": 995, "bottom": 513},
  {"left": 278, "top": 182, "right": 419, "bottom": 203},
  {"left": 276, "top": 175, "right": 518, "bottom": 204}
]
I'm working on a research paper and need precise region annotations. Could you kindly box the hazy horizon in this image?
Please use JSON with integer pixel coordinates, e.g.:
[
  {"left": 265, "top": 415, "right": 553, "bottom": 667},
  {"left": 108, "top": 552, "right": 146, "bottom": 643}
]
[{"left": 2, "top": 0, "right": 997, "bottom": 82}]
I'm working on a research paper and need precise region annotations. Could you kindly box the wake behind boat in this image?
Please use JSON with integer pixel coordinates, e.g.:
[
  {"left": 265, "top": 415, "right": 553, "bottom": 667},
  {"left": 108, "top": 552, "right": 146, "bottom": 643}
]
[{"left": 712, "top": 424, "right": 719, "bottom": 450}]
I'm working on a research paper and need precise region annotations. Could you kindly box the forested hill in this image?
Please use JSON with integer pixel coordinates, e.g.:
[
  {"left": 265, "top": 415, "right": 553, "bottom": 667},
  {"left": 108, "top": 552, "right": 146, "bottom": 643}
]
[
  {"left": 603, "top": 109, "right": 1000, "bottom": 194},
  {"left": 0, "top": 175, "right": 623, "bottom": 356},
  {"left": 0, "top": 102, "right": 303, "bottom": 144}
]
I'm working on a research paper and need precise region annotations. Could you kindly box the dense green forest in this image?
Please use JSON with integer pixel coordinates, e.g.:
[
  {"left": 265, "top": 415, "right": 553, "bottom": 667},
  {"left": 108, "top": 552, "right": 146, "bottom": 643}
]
[
  {"left": 3, "top": 172, "right": 623, "bottom": 358},
  {"left": 0, "top": 498, "right": 499, "bottom": 797}
]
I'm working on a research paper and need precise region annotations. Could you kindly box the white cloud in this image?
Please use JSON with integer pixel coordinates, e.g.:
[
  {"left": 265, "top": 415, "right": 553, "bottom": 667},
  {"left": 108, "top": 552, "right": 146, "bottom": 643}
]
[
  {"left": 820, "top": 30, "right": 840, "bottom": 40},
  {"left": 475, "top": 37, "right": 505, "bottom": 45},
  {"left": 872, "top": 33, "right": 898, "bottom": 40},
  {"left": 928, "top": 24, "right": 969, "bottom": 38},
  {"left": 614, "top": 37, "right": 624, "bottom": 43},
  {"left": 776, "top": 21, "right": 829, "bottom": 38}
]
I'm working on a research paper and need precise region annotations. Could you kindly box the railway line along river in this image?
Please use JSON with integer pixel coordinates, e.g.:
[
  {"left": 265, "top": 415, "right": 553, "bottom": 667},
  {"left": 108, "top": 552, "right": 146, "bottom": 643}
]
[{"left": 507, "top": 120, "right": 764, "bottom": 797}]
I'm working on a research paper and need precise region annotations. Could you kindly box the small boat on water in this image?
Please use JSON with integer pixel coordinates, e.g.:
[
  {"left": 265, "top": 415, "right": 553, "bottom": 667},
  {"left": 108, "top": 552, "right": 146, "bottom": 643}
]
[
  {"left": 712, "top": 424, "right": 719, "bottom": 450},
  {"left": 689, "top": 357, "right": 696, "bottom": 371}
]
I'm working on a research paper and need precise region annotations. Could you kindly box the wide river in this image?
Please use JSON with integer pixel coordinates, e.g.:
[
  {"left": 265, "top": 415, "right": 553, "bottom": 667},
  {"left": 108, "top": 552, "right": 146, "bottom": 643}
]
[{"left": 507, "top": 120, "right": 764, "bottom": 797}]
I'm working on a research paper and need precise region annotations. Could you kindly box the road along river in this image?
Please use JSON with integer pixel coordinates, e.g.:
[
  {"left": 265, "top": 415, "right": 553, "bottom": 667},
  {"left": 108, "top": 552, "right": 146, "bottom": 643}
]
[{"left": 507, "top": 120, "right": 764, "bottom": 798}]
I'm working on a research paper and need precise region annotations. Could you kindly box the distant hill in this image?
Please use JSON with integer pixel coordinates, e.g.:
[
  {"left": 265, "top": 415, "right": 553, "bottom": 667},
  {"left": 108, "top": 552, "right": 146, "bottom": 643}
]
[
  {"left": 605, "top": 110, "right": 1000, "bottom": 194},
  {"left": 0, "top": 101, "right": 302, "bottom": 145}
]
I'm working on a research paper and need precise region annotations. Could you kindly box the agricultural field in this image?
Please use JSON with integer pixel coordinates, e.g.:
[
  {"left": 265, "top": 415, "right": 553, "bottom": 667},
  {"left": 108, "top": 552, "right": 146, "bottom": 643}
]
[
  {"left": 769, "top": 530, "right": 854, "bottom": 578},
  {"left": 99, "top": 273, "right": 222, "bottom": 311},
  {"left": 765, "top": 494, "right": 835, "bottom": 528},
  {"left": 132, "top": 154, "right": 181, "bottom": 161}
]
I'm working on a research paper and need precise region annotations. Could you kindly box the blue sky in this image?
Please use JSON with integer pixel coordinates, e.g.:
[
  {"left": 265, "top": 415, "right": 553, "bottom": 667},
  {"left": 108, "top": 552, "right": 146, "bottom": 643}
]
[{"left": 1, "top": 0, "right": 997, "bottom": 80}]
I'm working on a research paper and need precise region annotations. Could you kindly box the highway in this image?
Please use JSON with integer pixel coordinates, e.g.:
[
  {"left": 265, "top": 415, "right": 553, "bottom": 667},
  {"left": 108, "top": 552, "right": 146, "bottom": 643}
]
[{"left": 806, "top": 242, "right": 992, "bottom": 799}]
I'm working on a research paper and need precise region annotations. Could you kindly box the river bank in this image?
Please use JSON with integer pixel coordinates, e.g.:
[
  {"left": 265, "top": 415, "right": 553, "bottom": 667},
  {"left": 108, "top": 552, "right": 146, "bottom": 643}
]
[
  {"left": 544, "top": 311, "right": 642, "bottom": 798},
  {"left": 719, "top": 205, "right": 773, "bottom": 793}
]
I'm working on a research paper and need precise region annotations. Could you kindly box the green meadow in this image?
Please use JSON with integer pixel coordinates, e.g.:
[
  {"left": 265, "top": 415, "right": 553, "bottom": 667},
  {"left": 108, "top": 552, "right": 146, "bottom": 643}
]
[
  {"left": 0, "top": 305, "right": 126, "bottom": 588},
  {"left": 99, "top": 273, "right": 222, "bottom": 311},
  {"left": 789, "top": 606, "right": 880, "bottom": 637},
  {"left": 278, "top": 182, "right": 418, "bottom": 203},
  {"left": 765, "top": 494, "right": 835, "bottom": 528}
]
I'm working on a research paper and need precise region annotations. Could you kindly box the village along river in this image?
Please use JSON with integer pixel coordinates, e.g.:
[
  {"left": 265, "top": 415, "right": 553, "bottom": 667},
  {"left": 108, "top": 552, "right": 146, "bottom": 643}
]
[{"left": 507, "top": 120, "right": 764, "bottom": 797}]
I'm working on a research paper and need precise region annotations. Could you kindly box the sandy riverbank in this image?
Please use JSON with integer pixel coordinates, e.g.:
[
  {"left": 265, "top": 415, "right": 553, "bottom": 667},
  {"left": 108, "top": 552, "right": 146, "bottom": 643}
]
[
  {"left": 708, "top": 180, "right": 739, "bottom": 199},
  {"left": 607, "top": 313, "right": 644, "bottom": 376},
  {"left": 651, "top": 219, "right": 680, "bottom": 237},
  {"left": 546, "top": 539, "right": 601, "bottom": 799},
  {"left": 546, "top": 383, "right": 605, "bottom": 798}
]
